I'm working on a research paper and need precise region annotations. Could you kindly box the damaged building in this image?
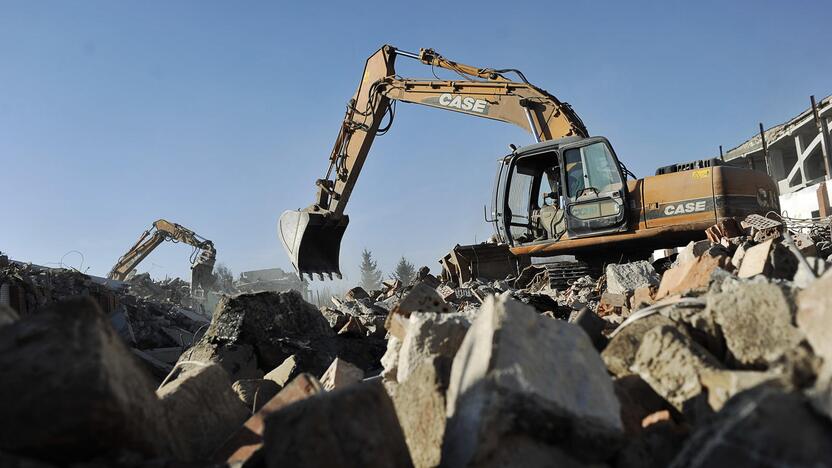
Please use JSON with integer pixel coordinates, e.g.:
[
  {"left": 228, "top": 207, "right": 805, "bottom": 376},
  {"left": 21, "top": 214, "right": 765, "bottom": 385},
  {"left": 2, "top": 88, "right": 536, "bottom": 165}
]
[{"left": 723, "top": 94, "right": 832, "bottom": 218}]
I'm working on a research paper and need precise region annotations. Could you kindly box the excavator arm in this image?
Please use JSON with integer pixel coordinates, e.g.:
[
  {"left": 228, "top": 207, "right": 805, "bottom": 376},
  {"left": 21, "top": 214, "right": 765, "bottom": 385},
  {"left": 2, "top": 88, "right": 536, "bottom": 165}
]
[
  {"left": 279, "top": 45, "right": 588, "bottom": 279},
  {"left": 108, "top": 219, "right": 217, "bottom": 291}
]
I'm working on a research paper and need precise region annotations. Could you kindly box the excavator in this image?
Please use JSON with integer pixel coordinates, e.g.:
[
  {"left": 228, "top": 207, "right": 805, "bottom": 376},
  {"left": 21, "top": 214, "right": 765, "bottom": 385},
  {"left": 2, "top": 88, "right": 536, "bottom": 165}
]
[
  {"left": 279, "top": 45, "right": 779, "bottom": 281},
  {"left": 108, "top": 219, "right": 217, "bottom": 291}
]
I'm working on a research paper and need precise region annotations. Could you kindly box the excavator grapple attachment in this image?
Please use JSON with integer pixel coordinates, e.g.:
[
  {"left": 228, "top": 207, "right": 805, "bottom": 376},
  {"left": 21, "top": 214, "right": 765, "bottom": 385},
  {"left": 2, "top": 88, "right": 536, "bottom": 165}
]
[{"left": 279, "top": 210, "right": 348, "bottom": 280}]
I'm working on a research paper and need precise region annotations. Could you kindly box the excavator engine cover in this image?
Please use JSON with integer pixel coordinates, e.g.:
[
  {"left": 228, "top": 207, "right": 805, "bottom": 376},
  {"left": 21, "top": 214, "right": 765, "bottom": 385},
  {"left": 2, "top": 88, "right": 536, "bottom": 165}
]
[{"left": 279, "top": 210, "right": 348, "bottom": 280}]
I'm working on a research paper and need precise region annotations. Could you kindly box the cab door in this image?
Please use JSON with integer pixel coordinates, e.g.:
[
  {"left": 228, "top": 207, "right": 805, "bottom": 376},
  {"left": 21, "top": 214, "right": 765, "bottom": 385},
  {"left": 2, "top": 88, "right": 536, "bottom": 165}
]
[
  {"left": 492, "top": 155, "right": 512, "bottom": 243},
  {"left": 559, "top": 137, "right": 629, "bottom": 238}
]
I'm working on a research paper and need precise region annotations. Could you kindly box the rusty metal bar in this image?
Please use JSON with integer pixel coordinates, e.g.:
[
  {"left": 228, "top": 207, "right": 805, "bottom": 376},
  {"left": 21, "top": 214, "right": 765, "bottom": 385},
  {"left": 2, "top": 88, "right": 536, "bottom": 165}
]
[
  {"left": 759, "top": 122, "right": 771, "bottom": 176},
  {"left": 812, "top": 95, "right": 832, "bottom": 178}
]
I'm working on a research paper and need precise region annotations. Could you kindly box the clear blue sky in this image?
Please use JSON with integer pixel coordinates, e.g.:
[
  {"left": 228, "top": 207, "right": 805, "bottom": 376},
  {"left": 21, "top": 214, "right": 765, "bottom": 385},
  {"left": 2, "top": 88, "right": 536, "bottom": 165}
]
[{"left": 2, "top": 0, "right": 830, "bottom": 289}]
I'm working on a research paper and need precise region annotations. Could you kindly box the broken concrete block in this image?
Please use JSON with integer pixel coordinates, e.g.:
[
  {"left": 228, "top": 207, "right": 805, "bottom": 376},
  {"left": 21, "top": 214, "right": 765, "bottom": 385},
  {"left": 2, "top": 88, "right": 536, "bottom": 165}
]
[
  {"left": 669, "top": 383, "right": 832, "bottom": 467},
  {"left": 337, "top": 315, "right": 367, "bottom": 336},
  {"left": 320, "top": 307, "right": 349, "bottom": 331},
  {"left": 659, "top": 302, "right": 725, "bottom": 359},
  {"left": 632, "top": 325, "right": 723, "bottom": 418},
  {"left": 436, "top": 284, "right": 457, "bottom": 302},
  {"left": 656, "top": 253, "right": 731, "bottom": 300},
  {"left": 699, "top": 369, "right": 778, "bottom": 411},
  {"left": 177, "top": 340, "right": 262, "bottom": 381},
  {"left": 602, "top": 313, "right": 680, "bottom": 377},
  {"left": 677, "top": 240, "right": 711, "bottom": 266},
  {"left": 381, "top": 335, "right": 403, "bottom": 385},
  {"left": 0, "top": 304, "right": 19, "bottom": 328},
  {"left": 214, "top": 374, "right": 323, "bottom": 465},
  {"left": 606, "top": 261, "right": 660, "bottom": 295},
  {"left": 232, "top": 379, "right": 281, "bottom": 412},
  {"left": 792, "top": 231, "right": 817, "bottom": 257},
  {"left": 386, "top": 283, "right": 452, "bottom": 335},
  {"left": 630, "top": 285, "right": 656, "bottom": 310},
  {"left": 797, "top": 269, "right": 832, "bottom": 362},
  {"left": 320, "top": 357, "right": 364, "bottom": 391},
  {"left": 737, "top": 239, "right": 773, "bottom": 278},
  {"left": 598, "top": 291, "right": 629, "bottom": 317},
  {"left": 709, "top": 283, "right": 803, "bottom": 368},
  {"left": 264, "top": 354, "right": 298, "bottom": 387},
  {"left": 0, "top": 298, "right": 180, "bottom": 462},
  {"left": 397, "top": 312, "right": 470, "bottom": 383},
  {"left": 443, "top": 296, "right": 623, "bottom": 465},
  {"left": 184, "top": 290, "right": 337, "bottom": 379},
  {"left": 261, "top": 379, "right": 413, "bottom": 468},
  {"left": 157, "top": 363, "right": 249, "bottom": 462},
  {"left": 730, "top": 242, "right": 748, "bottom": 269},
  {"left": 345, "top": 286, "right": 370, "bottom": 301},
  {"left": 392, "top": 357, "right": 452, "bottom": 468},
  {"left": 393, "top": 282, "right": 452, "bottom": 316}
]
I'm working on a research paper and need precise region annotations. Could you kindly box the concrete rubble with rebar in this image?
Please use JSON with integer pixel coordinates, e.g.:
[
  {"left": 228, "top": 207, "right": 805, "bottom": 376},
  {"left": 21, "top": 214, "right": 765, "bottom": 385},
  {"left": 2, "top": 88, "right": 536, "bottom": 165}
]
[{"left": 2, "top": 213, "right": 832, "bottom": 467}]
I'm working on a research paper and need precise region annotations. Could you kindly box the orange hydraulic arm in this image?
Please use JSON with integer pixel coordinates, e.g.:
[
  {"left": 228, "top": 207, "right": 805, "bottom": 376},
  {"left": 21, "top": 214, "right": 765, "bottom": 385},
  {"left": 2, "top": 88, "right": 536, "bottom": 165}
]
[
  {"left": 280, "top": 45, "right": 588, "bottom": 279},
  {"left": 313, "top": 44, "right": 588, "bottom": 217},
  {"left": 108, "top": 219, "right": 216, "bottom": 290}
]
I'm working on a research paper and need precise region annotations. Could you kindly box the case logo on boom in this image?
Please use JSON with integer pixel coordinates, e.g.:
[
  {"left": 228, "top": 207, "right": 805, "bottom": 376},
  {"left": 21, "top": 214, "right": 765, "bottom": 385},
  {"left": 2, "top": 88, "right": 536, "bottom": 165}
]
[
  {"left": 663, "top": 200, "right": 707, "bottom": 216},
  {"left": 438, "top": 93, "right": 488, "bottom": 114}
]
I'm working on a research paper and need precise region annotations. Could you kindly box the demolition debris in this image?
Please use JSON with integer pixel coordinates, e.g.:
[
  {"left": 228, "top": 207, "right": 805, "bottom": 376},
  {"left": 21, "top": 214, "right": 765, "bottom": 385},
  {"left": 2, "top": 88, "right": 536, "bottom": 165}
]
[{"left": 2, "top": 212, "right": 832, "bottom": 466}]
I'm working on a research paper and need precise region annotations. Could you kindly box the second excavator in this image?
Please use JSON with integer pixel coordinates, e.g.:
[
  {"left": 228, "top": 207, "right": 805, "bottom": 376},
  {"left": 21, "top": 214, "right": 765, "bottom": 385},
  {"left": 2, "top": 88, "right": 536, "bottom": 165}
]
[
  {"left": 108, "top": 219, "right": 217, "bottom": 292},
  {"left": 280, "top": 45, "right": 779, "bottom": 280}
]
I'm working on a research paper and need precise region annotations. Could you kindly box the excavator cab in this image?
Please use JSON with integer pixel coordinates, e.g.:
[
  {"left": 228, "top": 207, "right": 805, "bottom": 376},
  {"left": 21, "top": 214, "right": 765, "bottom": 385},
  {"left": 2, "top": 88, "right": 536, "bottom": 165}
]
[{"left": 493, "top": 137, "right": 629, "bottom": 247}]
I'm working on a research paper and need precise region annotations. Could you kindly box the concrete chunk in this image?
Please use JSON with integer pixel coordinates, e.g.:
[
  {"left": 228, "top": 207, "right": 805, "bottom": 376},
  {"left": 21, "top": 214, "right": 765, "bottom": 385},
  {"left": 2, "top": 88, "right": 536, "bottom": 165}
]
[
  {"left": 669, "top": 383, "right": 832, "bottom": 468},
  {"left": 391, "top": 357, "right": 452, "bottom": 468},
  {"left": 606, "top": 261, "right": 660, "bottom": 295},
  {"left": 699, "top": 369, "right": 778, "bottom": 411},
  {"left": 397, "top": 312, "right": 470, "bottom": 383},
  {"left": 0, "top": 298, "right": 180, "bottom": 462},
  {"left": 709, "top": 283, "right": 803, "bottom": 368},
  {"left": 797, "top": 269, "right": 832, "bottom": 362},
  {"left": 232, "top": 379, "right": 281, "bottom": 412},
  {"left": 214, "top": 374, "right": 322, "bottom": 465},
  {"left": 677, "top": 240, "right": 712, "bottom": 265},
  {"left": 656, "top": 254, "right": 731, "bottom": 300},
  {"left": 320, "top": 357, "right": 364, "bottom": 391},
  {"left": 264, "top": 354, "right": 298, "bottom": 387},
  {"left": 632, "top": 325, "right": 723, "bottom": 418},
  {"left": 261, "top": 379, "right": 413, "bottom": 468},
  {"left": 157, "top": 363, "right": 249, "bottom": 461},
  {"left": 737, "top": 239, "right": 773, "bottom": 278},
  {"left": 443, "top": 296, "right": 623, "bottom": 465},
  {"left": 602, "top": 313, "right": 680, "bottom": 377}
]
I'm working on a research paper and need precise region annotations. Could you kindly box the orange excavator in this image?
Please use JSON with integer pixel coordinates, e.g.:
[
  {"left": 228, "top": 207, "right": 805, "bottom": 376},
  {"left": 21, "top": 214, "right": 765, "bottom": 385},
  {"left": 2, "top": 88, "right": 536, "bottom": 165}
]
[
  {"left": 279, "top": 45, "right": 779, "bottom": 280},
  {"left": 108, "top": 219, "right": 216, "bottom": 291}
]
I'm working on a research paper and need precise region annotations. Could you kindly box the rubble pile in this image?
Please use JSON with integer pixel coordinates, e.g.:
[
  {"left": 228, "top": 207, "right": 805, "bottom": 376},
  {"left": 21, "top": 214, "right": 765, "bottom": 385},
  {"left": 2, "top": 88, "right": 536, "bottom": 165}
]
[
  {"left": 2, "top": 213, "right": 832, "bottom": 466},
  {"left": 125, "top": 272, "right": 193, "bottom": 308},
  {"left": 0, "top": 255, "right": 209, "bottom": 381}
]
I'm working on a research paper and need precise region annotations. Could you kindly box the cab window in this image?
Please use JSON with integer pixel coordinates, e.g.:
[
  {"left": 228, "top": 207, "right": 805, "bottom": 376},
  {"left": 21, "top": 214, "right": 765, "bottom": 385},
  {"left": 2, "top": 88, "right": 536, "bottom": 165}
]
[{"left": 564, "top": 142, "right": 623, "bottom": 198}]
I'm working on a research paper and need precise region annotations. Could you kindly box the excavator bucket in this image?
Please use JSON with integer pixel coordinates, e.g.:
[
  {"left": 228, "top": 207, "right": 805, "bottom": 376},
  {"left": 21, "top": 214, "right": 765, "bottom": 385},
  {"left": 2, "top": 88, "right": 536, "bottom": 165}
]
[{"left": 279, "top": 210, "right": 348, "bottom": 280}]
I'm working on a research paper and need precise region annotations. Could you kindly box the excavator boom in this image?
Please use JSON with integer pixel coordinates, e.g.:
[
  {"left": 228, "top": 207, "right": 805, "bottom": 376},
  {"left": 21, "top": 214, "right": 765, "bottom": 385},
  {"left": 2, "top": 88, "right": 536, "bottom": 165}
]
[{"left": 279, "top": 45, "right": 587, "bottom": 279}]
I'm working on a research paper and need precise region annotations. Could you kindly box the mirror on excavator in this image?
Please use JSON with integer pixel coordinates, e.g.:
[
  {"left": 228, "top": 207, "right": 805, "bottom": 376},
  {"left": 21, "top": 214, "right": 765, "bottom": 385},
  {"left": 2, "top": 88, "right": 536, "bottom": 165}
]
[{"left": 279, "top": 210, "right": 348, "bottom": 280}]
